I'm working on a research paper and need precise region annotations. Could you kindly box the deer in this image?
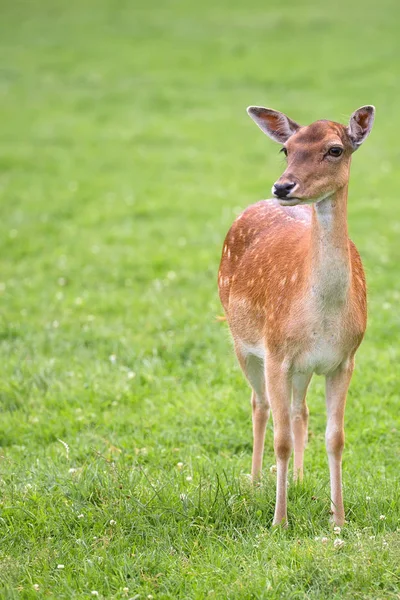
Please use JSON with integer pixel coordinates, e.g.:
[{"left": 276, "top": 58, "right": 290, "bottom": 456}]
[{"left": 218, "top": 104, "right": 375, "bottom": 526}]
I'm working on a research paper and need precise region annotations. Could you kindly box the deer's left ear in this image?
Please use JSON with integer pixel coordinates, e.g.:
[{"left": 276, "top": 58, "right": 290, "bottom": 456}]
[{"left": 347, "top": 105, "right": 375, "bottom": 149}]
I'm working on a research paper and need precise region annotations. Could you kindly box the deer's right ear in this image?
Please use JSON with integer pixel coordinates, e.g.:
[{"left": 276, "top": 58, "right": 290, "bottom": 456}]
[{"left": 247, "top": 106, "right": 301, "bottom": 144}]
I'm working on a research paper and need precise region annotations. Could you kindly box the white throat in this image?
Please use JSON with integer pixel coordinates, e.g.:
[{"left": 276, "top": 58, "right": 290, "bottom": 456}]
[{"left": 310, "top": 192, "right": 351, "bottom": 307}]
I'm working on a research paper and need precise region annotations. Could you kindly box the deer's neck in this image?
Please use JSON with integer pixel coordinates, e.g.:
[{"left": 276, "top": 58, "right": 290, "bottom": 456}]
[{"left": 308, "top": 186, "right": 351, "bottom": 307}]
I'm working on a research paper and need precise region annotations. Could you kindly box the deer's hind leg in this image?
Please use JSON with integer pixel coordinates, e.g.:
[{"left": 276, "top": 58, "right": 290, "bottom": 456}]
[
  {"left": 235, "top": 344, "right": 270, "bottom": 481},
  {"left": 292, "top": 372, "right": 312, "bottom": 482}
]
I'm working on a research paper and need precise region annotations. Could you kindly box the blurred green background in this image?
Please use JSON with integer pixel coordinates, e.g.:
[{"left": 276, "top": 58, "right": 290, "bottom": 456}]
[{"left": 0, "top": 0, "right": 399, "bottom": 598}]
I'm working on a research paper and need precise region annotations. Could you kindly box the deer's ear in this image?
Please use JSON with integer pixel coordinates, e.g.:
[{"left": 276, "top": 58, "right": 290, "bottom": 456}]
[
  {"left": 347, "top": 105, "right": 375, "bottom": 149},
  {"left": 247, "top": 106, "right": 301, "bottom": 144}
]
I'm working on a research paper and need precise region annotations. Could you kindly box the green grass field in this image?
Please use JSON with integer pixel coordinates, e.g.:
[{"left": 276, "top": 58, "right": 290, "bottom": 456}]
[{"left": 1, "top": 0, "right": 399, "bottom": 598}]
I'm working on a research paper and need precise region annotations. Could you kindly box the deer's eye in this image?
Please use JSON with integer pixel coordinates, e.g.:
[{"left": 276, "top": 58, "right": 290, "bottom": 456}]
[
  {"left": 328, "top": 146, "right": 343, "bottom": 157},
  {"left": 280, "top": 147, "right": 288, "bottom": 157}
]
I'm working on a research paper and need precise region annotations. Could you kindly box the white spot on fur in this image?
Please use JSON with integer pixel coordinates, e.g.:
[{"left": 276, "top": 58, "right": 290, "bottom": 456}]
[{"left": 239, "top": 340, "right": 265, "bottom": 360}]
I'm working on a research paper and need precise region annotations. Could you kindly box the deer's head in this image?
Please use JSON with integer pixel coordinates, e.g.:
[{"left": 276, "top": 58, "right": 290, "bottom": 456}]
[{"left": 247, "top": 105, "right": 375, "bottom": 206}]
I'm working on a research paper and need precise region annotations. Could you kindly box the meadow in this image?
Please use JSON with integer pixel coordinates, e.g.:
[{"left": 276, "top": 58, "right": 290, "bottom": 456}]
[{"left": 0, "top": 0, "right": 399, "bottom": 597}]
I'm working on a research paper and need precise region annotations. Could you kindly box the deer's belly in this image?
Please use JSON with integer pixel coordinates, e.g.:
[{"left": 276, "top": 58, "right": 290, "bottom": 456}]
[
  {"left": 238, "top": 334, "right": 345, "bottom": 376},
  {"left": 294, "top": 334, "right": 345, "bottom": 375}
]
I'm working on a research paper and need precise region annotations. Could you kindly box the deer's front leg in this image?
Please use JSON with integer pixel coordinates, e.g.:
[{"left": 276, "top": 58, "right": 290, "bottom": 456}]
[
  {"left": 266, "top": 357, "right": 292, "bottom": 526},
  {"left": 325, "top": 357, "right": 354, "bottom": 526}
]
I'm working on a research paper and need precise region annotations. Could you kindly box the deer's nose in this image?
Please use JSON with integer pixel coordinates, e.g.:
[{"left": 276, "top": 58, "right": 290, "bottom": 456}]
[{"left": 273, "top": 182, "right": 296, "bottom": 198}]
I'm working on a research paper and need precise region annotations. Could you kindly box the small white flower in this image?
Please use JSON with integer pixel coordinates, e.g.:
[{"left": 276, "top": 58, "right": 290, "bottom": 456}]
[
  {"left": 57, "top": 564, "right": 65, "bottom": 569},
  {"left": 269, "top": 465, "right": 277, "bottom": 473},
  {"left": 383, "top": 540, "right": 388, "bottom": 548},
  {"left": 109, "top": 354, "right": 117, "bottom": 364},
  {"left": 334, "top": 538, "right": 345, "bottom": 549},
  {"left": 69, "top": 467, "right": 77, "bottom": 474},
  {"left": 333, "top": 526, "right": 341, "bottom": 535},
  {"left": 369, "top": 535, "right": 375, "bottom": 540},
  {"left": 180, "top": 493, "right": 188, "bottom": 501},
  {"left": 380, "top": 514, "right": 386, "bottom": 520},
  {"left": 314, "top": 536, "right": 320, "bottom": 541},
  {"left": 33, "top": 584, "right": 40, "bottom": 591},
  {"left": 77, "top": 514, "right": 84, "bottom": 519},
  {"left": 176, "top": 462, "right": 184, "bottom": 469},
  {"left": 123, "top": 589, "right": 129, "bottom": 593},
  {"left": 321, "top": 537, "right": 328, "bottom": 544},
  {"left": 109, "top": 519, "right": 116, "bottom": 525},
  {"left": 148, "top": 595, "right": 154, "bottom": 599},
  {"left": 127, "top": 371, "right": 136, "bottom": 379},
  {"left": 366, "top": 496, "right": 371, "bottom": 501},
  {"left": 186, "top": 476, "right": 192, "bottom": 481},
  {"left": 91, "top": 592, "right": 99, "bottom": 597}
]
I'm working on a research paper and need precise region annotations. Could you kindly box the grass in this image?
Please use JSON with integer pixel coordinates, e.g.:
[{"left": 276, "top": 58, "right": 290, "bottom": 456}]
[{"left": 0, "top": 0, "right": 399, "bottom": 597}]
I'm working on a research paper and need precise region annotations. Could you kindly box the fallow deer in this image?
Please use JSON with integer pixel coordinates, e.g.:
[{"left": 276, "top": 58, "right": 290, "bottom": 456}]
[{"left": 218, "top": 105, "right": 375, "bottom": 526}]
